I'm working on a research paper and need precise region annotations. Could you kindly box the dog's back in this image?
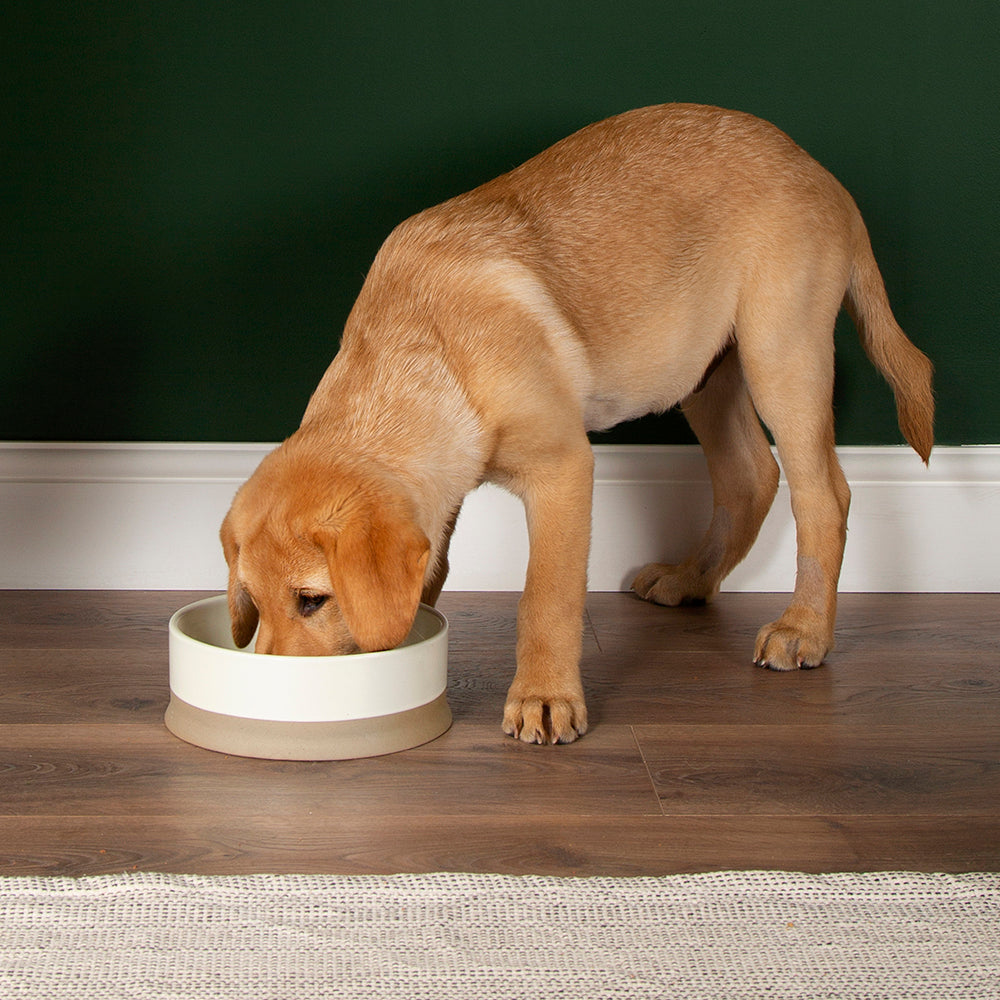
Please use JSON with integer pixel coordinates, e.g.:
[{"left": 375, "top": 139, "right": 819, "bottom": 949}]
[{"left": 357, "top": 104, "right": 931, "bottom": 450}]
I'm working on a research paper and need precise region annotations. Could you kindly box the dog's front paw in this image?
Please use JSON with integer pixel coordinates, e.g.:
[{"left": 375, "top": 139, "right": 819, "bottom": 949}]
[
  {"left": 502, "top": 692, "right": 588, "bottom": 745},
  {"left": 632, "top": 562, "right": 715, "bottom": 606},
  {"left": 754, "top": 611, "right": 832, "bottom": 671}
]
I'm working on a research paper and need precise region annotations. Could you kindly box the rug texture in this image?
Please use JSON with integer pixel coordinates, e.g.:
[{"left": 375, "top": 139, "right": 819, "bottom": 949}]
[{"left": 1, "top": 870, "right": 998, "bottom": 999}]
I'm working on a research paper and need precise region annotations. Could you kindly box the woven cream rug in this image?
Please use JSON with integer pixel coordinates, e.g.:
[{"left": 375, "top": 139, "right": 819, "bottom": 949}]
[{"left": 2, "top": 870, "right": 998, "bottom": 998}]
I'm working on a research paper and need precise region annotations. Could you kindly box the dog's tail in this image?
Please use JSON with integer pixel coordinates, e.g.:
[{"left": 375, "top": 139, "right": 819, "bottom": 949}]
[{"left": 845, "top": 230, "right": 934, "bottom": 464}]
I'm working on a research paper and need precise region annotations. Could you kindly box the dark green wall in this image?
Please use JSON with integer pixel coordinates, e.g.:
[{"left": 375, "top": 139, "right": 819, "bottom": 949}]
[{"left": 3, "top": 1, "right": 996, "bottom": 444}]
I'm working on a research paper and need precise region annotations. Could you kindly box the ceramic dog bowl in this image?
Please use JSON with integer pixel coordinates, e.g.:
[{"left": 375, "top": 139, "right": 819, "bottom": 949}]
[{"left": 165, "top": 595, "right": 450, "bottom": 760}]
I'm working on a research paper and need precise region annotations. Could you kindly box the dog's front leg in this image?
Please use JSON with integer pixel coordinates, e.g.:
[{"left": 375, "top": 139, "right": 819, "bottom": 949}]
[
  {"left": 421, "top": 509, "right": 459, "bottom": 608},
  {"left": 502, "top": 444, "right": 593, "bottom": 744}
]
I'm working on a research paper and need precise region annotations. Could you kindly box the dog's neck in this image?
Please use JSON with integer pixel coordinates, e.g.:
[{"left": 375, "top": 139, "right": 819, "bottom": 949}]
[{"left": 297, "top": 346, "right": 487, "bottom": 562}]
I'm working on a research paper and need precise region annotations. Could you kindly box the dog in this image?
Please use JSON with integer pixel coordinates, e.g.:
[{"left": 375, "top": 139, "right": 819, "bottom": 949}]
[{"left": 220, "top": 104, "right": 934, "bottom": 745}]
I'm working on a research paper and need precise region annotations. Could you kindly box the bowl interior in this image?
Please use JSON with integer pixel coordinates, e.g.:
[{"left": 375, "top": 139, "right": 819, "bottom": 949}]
[{"left": 175, "top": 595, "right": 442, "bottom": 655}]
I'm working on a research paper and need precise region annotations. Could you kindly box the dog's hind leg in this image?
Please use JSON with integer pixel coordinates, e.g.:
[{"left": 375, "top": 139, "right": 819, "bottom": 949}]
[
  {"left": 737, "top": 301, "right": 852, "bottom": 672},
  {"left": 633, "top": 346, "right": 779, "bottom": 605}
]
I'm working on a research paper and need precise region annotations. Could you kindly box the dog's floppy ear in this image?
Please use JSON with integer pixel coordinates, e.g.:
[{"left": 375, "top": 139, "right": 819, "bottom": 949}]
[
  {"left": 220, "top": 510, "right": 259, "bottom": 649},
  {"left": 318, "top": 509, "right": 430, "bottom": 653}
]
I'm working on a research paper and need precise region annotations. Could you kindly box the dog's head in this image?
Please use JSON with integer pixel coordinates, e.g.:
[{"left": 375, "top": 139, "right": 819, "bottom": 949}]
[{"left": 219, "top": 448, "right": 430, "bottom": 656}]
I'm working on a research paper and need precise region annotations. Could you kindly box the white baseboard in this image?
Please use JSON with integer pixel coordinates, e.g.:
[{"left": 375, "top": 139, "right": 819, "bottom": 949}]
[{"left": 1, "top": 442, "right": 997, "bottom": 592}]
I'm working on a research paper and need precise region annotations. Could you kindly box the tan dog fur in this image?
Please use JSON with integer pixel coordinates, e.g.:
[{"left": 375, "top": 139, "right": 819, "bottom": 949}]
[{"left": 220, "top": 104, "right": 934, "bottom": 744}]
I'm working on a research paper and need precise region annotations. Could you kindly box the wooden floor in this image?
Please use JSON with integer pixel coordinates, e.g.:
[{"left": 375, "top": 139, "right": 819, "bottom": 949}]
[{"left": 1, "top": 589, "right": 998, "bottom": 877}]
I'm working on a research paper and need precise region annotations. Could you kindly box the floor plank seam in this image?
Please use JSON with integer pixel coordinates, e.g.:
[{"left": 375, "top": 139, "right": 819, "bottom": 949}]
[
  {"left": 628, "top": 725, "right": 668, "bottom": 817},
  {"left": 583, "top": 605, "right": 604, "bottom": 654}
]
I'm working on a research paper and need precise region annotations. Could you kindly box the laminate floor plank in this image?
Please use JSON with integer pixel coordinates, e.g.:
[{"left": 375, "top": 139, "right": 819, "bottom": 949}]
[
  {"left": 634, "top": 723, "right": 1000, "bottom": 817},
  {"left": 0, "top": 723, "right": 659, "bottom": 819},
  {"left": 3, "top": 813, "right": 996, "bottom": 878},
  {"left": 584, "top": 591, "right": 1000, "bottom": 655},
  {"left": 0, "top": 649, "right": 169, "bottom": 724},
  {"left": 0, "top": 591, "right": 213, "bottom": 649},
  {"left": 582, "top": 649, "right": 1000, "bottom": 727}
]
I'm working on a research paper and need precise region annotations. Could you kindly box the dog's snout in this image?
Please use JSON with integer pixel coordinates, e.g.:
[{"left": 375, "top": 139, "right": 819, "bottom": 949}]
[
  {"left": 253, "top": 627, "right": 276, "bottom": 656},
  {"left": 248, "top": 617, "right": 358, "bottom": 657}
]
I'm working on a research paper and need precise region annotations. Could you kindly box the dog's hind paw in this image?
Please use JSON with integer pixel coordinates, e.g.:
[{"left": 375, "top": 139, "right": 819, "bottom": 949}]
[
  {"left": 502, "top": 694, "right": 588, "bottom": 745},
  {"left": 632, "top": 562, "right": 716, "bottom": 607}
]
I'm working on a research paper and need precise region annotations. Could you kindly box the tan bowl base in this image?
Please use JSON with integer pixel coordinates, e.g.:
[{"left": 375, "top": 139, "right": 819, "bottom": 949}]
[{"left": 165, "top": 691, "right": 452, "bottom": 760}]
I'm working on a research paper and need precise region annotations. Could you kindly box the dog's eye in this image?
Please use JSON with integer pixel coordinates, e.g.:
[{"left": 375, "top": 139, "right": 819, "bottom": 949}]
[{"left": 298, "top": 593, "right": 329, "bottom": 617}]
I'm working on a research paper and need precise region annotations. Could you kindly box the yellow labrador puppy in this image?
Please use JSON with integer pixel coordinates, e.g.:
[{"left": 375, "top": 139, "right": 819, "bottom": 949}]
[{"left": 221, "top": 104, "right": 934, "bottom": 744}]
